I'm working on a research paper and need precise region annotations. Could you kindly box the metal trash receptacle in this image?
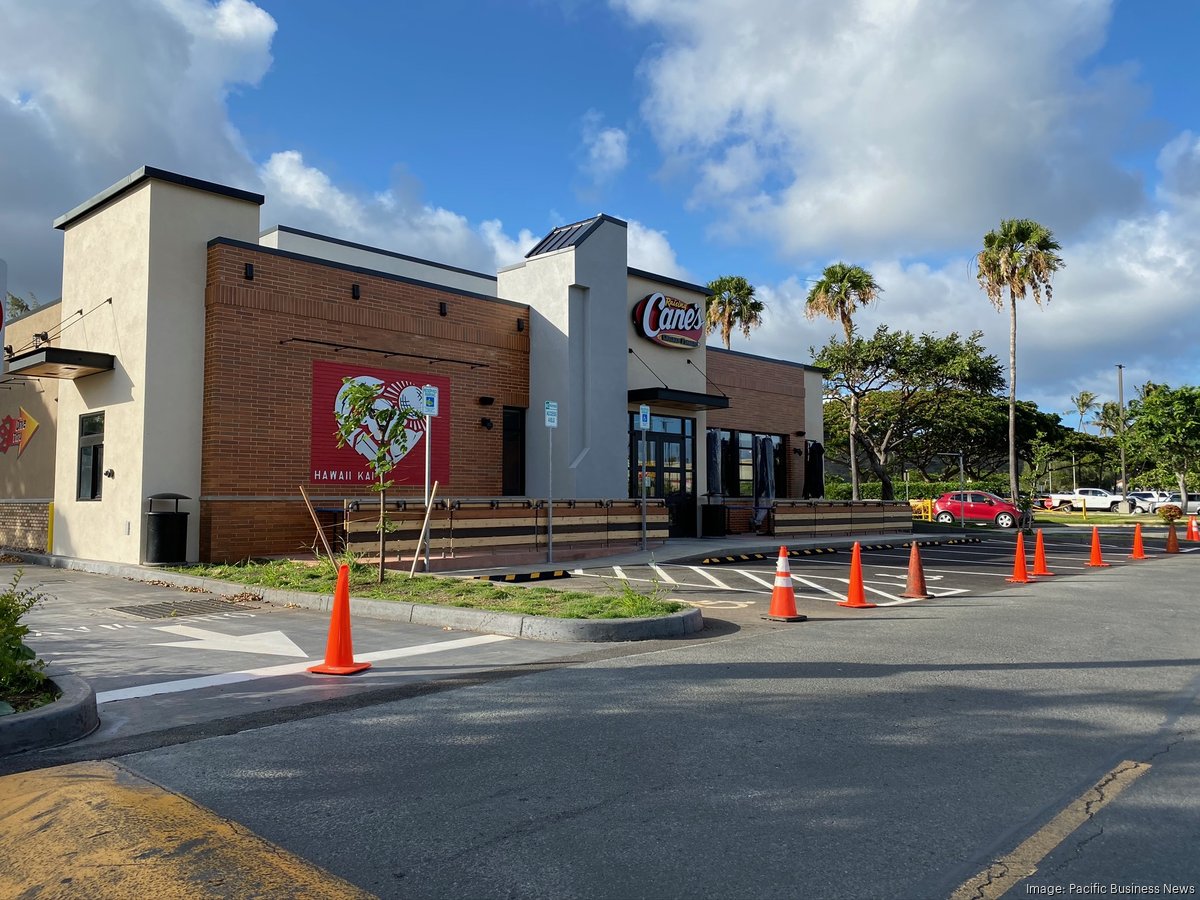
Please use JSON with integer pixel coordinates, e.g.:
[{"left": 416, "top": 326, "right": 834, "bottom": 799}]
[
  {"left": 145, "top": 493, "right": 190, "bottom": 565},
  {"left": 701, "top": 504, "right": 727, "bottom": 537}
]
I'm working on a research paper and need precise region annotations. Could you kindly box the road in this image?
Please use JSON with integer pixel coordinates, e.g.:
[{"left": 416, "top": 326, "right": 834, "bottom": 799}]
[{"left": 3, "top": 534, "right": 1199, "bottom": 898}]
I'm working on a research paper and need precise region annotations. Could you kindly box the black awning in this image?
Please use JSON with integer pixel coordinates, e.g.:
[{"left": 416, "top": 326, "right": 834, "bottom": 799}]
[
  {"left": 5, "top": 347, "right": 115, "bottom": 380},
  {"left": 628, "top": 387, "right": 730, "bottom": 411}
]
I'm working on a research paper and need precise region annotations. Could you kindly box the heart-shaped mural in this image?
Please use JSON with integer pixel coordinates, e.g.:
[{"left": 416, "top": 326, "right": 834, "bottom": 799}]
[
  {"left": 335, "top": 376, "right": 428, "bottom": 468},
  {"left": 311, "top": 361, "right": 451, "bottom": 485}
]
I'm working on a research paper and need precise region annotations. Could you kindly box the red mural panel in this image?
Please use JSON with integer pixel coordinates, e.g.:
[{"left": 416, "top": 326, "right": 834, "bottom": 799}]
[{"left": 310, "top": 361, "right": 451, "bottom": 486}]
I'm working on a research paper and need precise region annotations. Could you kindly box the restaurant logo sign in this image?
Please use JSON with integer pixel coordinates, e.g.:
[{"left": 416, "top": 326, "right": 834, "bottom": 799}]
[
  {"left": 633, "top": 292, "right": 704, "bottom": 350},
  {"left": 0, "top": 407, "right": 38, "bottom": 457},
  {"left": 310, "top": 361, "right": 450, "bottom": 485}
]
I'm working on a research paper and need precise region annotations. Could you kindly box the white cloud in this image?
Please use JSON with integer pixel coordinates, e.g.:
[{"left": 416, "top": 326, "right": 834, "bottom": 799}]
[
  {"left": 0, "top": 0, "right": 538, "bottom": 298},
  {"left": 0, "top": 0, "right": 273, "bottom": 298},
  {"left": 627, "top": 220, "right": 690, "bottom": 280},
  {"left": 578, "top": 110, "right": 629, "bottom": 185},
  {"left": 725, "top": 191, "right": 1200, "bottom": 419},
  {"left": 614, "top": 0, "right": 1146, "bottom": 259}
]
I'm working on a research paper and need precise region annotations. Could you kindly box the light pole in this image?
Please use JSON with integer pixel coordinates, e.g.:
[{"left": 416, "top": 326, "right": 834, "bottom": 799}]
[{"left": 1116, "top": 364, "right": 1128, "bottom": 503}]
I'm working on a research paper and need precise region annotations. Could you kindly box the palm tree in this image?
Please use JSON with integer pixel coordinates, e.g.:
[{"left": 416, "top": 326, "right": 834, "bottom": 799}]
[
  {"left": 804, "top": 263, "right": 882, "bottom": 500},
  {"left": 976, "top": 219, "right": 1064, "bottom": 501},
  {"left": 1072, "top": 391, "right": 1098, "bottom": 433},
  {"left": 1091, "top": 401, "right": 1123, "bottom": 437},
  {"left": 705, "top": 275, "right": 764, "bottom": 349}
]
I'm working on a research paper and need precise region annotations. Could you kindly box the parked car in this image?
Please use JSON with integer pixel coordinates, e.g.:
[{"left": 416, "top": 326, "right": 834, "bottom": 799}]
[
  {"left": 932, "top": 491, "right": 1023, "bottom": 528},
  {"left": 1127, "top": 491, "right": 1170, "bottom": 514},
  {"left": 1148, "top": 493, "right": 1200, "bottom": 516},
  {"left": 1045, "top": 487, "right": 1125, "bottom": 512}
]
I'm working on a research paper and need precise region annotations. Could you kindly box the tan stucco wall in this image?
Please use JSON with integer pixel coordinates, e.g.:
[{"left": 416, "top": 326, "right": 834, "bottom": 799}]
[
  {"left": 0, "top": 302, "right": 61, "bottom": 501},
  {"left": 53, "top": 177, "right": 260, "bottom": 564},
  {"left": 626, "top": 273, "right": 710, "bottom": 518}
]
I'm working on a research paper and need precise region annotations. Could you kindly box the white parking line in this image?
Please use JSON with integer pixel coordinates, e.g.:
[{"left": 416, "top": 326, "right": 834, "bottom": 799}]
[
  {"left": 95, "top": 634, "right": 513, "bottom": 704},
  {"left": 689, "top": 567, "right": 735, "bottom": 590},
  {"left": 733, "top": 569, "right": 776, "bottom": 589},
  {"left": 612, "top": 566, "right": 628, "bottom": 581},
  {"left": 649, "top": 564, "right": 677, "bottom": 584}
]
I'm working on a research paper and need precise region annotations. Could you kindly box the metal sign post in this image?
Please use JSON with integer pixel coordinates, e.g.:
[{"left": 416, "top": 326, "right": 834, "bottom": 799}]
[
  {"left": 545, "top": 401, "right": 558, "bottom": 563},
  {"left": 422, "top": 385, "right": 439, "bottom": 572},
  {"left": 638, "top": 404, "right": 650, "bottom": 550}
]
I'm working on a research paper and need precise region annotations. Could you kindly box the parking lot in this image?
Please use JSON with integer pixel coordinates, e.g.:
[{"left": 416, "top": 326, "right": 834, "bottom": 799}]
[{"left": 569, "top": 529, "right": 1198, "bottom": 621}]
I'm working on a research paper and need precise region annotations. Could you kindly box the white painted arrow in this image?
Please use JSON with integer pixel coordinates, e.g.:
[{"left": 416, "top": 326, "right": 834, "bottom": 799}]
[{"left": 151, "top": 625, "right": 307, "bottom": 658}]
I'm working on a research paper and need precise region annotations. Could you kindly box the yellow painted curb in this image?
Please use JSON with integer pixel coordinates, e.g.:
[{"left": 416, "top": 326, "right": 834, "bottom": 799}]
[{"left": 0, "top": 760, "right": 374, "bottom": 899}]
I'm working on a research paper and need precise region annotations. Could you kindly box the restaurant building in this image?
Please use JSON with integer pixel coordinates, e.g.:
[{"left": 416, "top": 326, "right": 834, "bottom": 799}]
[{"left": 1, "top": 166, "right": 835, "bottom": 565}]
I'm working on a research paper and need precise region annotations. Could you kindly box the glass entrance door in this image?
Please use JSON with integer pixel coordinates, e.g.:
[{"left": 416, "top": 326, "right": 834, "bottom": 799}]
[{"left": 629, "top": 413, "right": 696, "bottom": 537}]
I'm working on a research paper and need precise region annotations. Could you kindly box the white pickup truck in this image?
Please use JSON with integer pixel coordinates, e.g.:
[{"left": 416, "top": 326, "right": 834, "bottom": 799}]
[{"left": 1044, "top": 488, "right": 1126, "bottom": 512}]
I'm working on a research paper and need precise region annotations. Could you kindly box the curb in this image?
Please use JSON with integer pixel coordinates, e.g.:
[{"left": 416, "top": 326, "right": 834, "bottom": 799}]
[
  {"left": 473, "top": 570, "right": 571, "bottom": 583},
  {"left": 700, "top": 548, "right": 838, "bottom": 565},
  {"left": 0, "top": 674, "right": 99, "bottom": 757},
  {"left": 0, "top": 552, "right": 700, "bottom": 644}
]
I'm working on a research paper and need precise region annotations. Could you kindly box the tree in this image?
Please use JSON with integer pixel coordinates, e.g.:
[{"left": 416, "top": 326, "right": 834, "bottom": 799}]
[
  {"left": 813, "top": 326, "right": 1002, "bottom": 499},
  {"left": 805, "top": 263, "right": 881, "bottom": 500},
  {"left": 1128, "top": 384, "right": 1200, "bottom": 503},
  {"left": 1071, "top": 391, "right": 1097, "bottom": 433},
  {"left": 5, "top": 292, "right": 37, "bottom": 319},
  {"left": 333, "top": 378, "right": 423, "bottom": 583},
  {"left": 704, "top": 275, "right": 764, "bottom": 349},
  {"left": 976, "top": 219, "right": 1064, "bottom": 501},
  {"left": 1090, "top": 401, "right": 1124, "bottom": 438}
]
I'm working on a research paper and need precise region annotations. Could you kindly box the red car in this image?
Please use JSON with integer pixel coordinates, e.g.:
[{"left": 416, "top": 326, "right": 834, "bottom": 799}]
[{"left": 932, "top": 491, "right": 1021, "bottom": 528}]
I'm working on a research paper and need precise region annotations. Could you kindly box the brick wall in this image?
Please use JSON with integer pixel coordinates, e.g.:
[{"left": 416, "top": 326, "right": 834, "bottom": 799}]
[
  {"left": 201, "top": 242, "right": 530, "bottom": 561},
  {"left": 0, "top": 501, "right": 51, "bottom": 552},
  {"left": 706, "top": 349, "right": 812, "bottom": 498}
]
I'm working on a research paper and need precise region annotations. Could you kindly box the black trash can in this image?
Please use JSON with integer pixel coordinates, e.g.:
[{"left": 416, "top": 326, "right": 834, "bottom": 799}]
[
  {"left": 701, "top": 503, "right": 727, "bottom": 537},
  {"left": 145, "top": 493, "right": 190, "bottom": 565}
]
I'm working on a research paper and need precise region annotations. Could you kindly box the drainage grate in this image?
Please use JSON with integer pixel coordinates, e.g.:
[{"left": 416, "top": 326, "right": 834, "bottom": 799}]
[{"left": 110, "top": 597, "right": 254, "bottom": 619}]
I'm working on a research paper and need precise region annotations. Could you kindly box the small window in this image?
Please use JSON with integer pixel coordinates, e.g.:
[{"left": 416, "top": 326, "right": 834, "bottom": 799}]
[{"left": 78, "top": 412, "right": 105, "bottom": 501}]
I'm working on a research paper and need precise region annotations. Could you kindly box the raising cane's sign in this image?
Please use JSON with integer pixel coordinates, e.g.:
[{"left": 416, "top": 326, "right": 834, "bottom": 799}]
[{"left": 632, "top": 292, "right": 704, "bottom": 350}]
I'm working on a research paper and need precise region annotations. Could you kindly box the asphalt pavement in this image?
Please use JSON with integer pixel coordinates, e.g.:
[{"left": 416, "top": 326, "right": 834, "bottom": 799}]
[{"left": 3, "top": 525, "right": 1198, "bottom": 898}]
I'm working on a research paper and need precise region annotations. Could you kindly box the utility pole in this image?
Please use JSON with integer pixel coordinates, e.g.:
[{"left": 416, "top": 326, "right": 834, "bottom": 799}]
[{"left": 1116, "top": 364, "right": 1128, "bottom": 503}]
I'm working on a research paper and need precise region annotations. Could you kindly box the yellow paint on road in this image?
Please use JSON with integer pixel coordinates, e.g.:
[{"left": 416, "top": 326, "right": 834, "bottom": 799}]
[
  {"left": 952, "top": 760, "right": 1151, "bottom": 900},
  {"left": 0, "top": 760, "right": 374, "bottom": 899}
]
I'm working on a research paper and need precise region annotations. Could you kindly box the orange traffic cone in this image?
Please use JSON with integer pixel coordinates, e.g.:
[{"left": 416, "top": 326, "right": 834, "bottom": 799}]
[
  {"left": 1129, "top": 523, "right": 1149, "bottom": 560},
  {"left": 1086, "top": 526, "right": 1110, "bottom": 568},
  {"left": 763, "top": 546, "right": 807, "bottom": 622},
  {"left": 1187, "top": 516, "right": 1198, "bottom": 541},
  {"left": 1166, "top": 522, "right": 1180, "bottom": 554},
  {"left": 901, "top": 542, "right": 932, "bottom": 599},
  {"left": 308, "top": 564, "right": 372, "bottom": 675},
  {"left": 1032, "top": 529, "right": 1055, "bottom": 577},
  {"left": 1007, "top": 532, "right": 1034, "bottom": 583},
  {"left": 838, "top": 542, "right": 877, "bottom": 608}
]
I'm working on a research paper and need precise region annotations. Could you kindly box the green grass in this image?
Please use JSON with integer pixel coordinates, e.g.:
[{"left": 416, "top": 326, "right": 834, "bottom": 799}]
[{"left": 169, "top": 558, "right": 686, "bottom": 620}]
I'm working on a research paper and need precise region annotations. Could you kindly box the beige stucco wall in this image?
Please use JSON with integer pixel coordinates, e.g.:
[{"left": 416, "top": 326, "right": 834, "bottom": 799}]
[
  {"left": 53, "top": 177, "right": 260, "bottom": 564},
  {"left": 626, "top": 273, "right": 710, "bottom": 520},
  {"left": 497, "top": 219, "right": 630, "bottom": 499},
  {"left": 0, "top": 302, "right": 61, "bottom": 501}
]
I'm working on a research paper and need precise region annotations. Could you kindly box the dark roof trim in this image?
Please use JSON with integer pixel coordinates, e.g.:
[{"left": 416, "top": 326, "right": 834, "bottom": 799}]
[
  {"left": 628, "top": 387, "right": 730, "bottom": 410},
  {"left": 627, "top": 267, "right": 714, "bottom": 297},
  {"left": 55, "top": 166, "right": 264, "bottom": 231},
  {"left": 265, "top": 225, "right": 498, "bottom": 282},
  {"left": 525, "top": 214, "right": 627, "bottom": 258},
  {"left": 708, "top": 346, "right": 827, "bottom": 375},
  {"left": 5, "top": 346, "right": 115, "bottom": 380},
  {"left": 207, "top": 237, "right": 530, "bottom": 310}
]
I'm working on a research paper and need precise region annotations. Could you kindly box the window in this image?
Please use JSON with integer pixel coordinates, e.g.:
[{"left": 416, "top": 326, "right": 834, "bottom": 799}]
[
  {"left": 77, "top": 412, "right": 105, "bottom": 501},
  {"left": 709, "top": 428, "right": 787, "bottom": 498}
]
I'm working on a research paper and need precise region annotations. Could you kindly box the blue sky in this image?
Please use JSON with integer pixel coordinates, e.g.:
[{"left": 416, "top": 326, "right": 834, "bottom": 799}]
[{"left": 2, "top": 0, "right": 1198, "bottom": 424}]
